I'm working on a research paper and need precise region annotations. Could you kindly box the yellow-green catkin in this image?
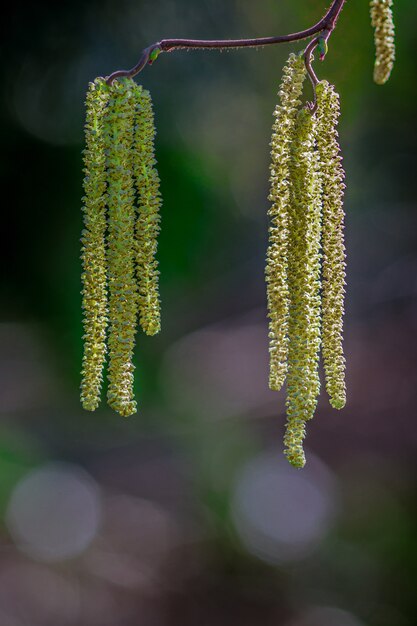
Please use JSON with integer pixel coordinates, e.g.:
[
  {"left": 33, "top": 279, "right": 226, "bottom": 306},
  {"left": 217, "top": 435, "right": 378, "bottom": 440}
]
[
  {"left": 266, "top": 53, "right": 306, "bottom": 392},
  {"left": 284, "top": 108, "right": 322, "bottom": 469},
  {"left": 370, "top": 0, "right": 395, "bottom": 85},
  {"left": 104, "top": 78, "right": 138, "bottom": 417},
  {"left": 131, "top": 84, "right": 162, "bottom": 336},
  {"left": 80, "top": 78, "right": 110, "bottom": 411},
  {"left": 316, "top": 81, "right": 347, "bottom": 411}
]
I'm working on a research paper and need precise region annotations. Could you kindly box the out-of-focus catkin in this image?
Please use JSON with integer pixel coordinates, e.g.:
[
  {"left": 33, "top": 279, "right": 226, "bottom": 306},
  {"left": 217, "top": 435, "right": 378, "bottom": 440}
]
[
  {"left": 104, "top": 78, "right": 138, "bottom": 417},
  {"left": 370, "top": 0, "right": 395, "bottom": 85},
  {"left": 284, "top": 107, "right": 322, "bottom": 469},
  {"left": 132, "top": 84, "right": 162, "bottom": 336},
  {"left": 266, "top": 53, "right": 306, "bottom": 392},
  {"left": 81, "top": 78, "right": 110, "bottom": 411},
  {"left": 316, "top": 81, "right": 347, "bottom": 410}
]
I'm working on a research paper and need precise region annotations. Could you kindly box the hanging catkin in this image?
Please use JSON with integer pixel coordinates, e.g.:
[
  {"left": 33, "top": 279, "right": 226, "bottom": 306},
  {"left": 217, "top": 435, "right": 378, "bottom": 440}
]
[
  {"left": 266, "top": 53, "right": 307, "bottom": 392},
  {"left": 80, "top": 75, "right": 164, "bottom": 415},
  {"left": 104, "top": 78, "right": 139, "bottom": 417},
  {"left": 284, "top": 107, "right": 322, "bottom": 468},
  {"left": 370, "top": 0, "right": 395, "bottom": 85},
  {"left": 80, "top": 78, "right": 110, "bottom": 411},
  {"left": 131, "top": 84, "right": 162, "bottom": 336},
  {"left": 316, "top": 81, "right": 347, "bottom": 411}
]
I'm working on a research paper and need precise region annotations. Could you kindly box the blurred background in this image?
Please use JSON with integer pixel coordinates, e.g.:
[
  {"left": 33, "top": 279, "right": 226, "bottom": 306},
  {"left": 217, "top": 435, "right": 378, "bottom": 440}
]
[{"left": 2, "top": 0, "right": 417, "bottom": 624}]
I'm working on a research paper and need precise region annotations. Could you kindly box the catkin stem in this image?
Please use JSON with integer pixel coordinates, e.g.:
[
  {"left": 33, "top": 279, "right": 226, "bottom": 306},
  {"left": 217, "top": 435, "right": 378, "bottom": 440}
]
[
  {"left": 266, "top": 53, "right": 307, "bottom": 392},
  {"left": 316, "top": 81, "right": 346, "bottom": 410},
  {"left": 104, "top": 79, "right": 139, "bottom": 417},
  {"left": 132, "top": 84, "right": 162, "bottom": 336},
  {"left": 284, "top": 107, "right": 322, "bottom": 468},
  {"left": 80, "top": 78, "right": 110, "bottom": 411}
]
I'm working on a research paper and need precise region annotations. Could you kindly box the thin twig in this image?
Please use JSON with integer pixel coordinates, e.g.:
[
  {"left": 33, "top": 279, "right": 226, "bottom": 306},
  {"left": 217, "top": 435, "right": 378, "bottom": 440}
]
[
  {"left": 304, "top": 38, "right": 321, "bottom": 112},
  {"left": 105, "top": 0, "right": 347, "bottom": 84}
]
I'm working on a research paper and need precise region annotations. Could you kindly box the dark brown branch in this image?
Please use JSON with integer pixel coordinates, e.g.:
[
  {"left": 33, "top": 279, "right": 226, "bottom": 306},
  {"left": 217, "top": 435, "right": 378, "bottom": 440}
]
[{"left": 106, "top": 0, "right": 347, "bottom": 84}]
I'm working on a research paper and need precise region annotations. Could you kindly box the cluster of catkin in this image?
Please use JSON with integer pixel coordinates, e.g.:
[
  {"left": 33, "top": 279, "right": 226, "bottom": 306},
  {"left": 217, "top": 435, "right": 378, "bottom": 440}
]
[
  {"left": 81, "top": 77, "right": 162, "bottom": 416},
  {"left": 370, "top": 0, "right": 395, "bottom": 85},
  {"left": 266, "top": 53, "right": 346, "bottom": 468}
]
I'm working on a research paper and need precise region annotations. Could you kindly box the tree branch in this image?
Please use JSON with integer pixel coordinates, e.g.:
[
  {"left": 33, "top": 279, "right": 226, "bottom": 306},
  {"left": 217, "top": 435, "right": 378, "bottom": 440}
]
[{"left": 106, "top": 0, "right": 347, "bottom": 84}]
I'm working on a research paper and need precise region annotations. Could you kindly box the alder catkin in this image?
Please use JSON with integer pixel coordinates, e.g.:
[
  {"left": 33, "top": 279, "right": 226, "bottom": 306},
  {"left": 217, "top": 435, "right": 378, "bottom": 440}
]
[
  {"left": 284, "top": 107, "right": 322, "bottom": 469},
  {"left": 104, "top": 78, "right": 138, "bottom": 417},
  {"left": 80, "top": 78, "right": 110, "bottom": 411},
  {"left": 316, "top": 81, "right": 347, "bottom": 410},
  {"left": 131, "top": 84, "right": 162, "bottom": 336},
  {"left": 370, "top": 0, "right": 395, "bottom": 85},
  {"left": 266, "top": 53, "right": 306, "bottom": 392}
]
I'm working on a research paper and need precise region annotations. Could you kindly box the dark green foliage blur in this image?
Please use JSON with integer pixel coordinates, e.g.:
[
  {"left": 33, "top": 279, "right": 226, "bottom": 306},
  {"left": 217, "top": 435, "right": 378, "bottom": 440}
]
[{"left": 1, "top": 1, "right": 417, "bottom": 625}]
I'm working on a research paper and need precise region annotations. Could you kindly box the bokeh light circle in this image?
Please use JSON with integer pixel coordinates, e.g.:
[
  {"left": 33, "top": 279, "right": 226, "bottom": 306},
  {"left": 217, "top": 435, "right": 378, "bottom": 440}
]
[
  {"left": 6, "top": 462, "right": 102, "bottom": 562},
  {"left": 231, "top": 452, "right": 337, "bottom": 565}
]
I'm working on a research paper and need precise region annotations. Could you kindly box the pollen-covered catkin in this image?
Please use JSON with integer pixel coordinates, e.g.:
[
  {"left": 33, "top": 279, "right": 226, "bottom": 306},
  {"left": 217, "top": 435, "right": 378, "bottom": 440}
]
[
  {"left": 131, "top": 84, "right": 162, "bottom": 336},
  {"left": 370, "top": 0, "right": 395, "bottom": 85},
  {"left": 316, "top": 81, "right": 346, "bottom": 410},
  {"left": 104, "top": 79, "right": 138, "bottom": 417},
  {"left": 284, "top": 107, "right": 322, "bottom": 468},
  {"left": 80, "top": 78, "right": 110, "bottom": 411},
  {"left": 266, "top": 53, "right": 306, "bottom": 392}
]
